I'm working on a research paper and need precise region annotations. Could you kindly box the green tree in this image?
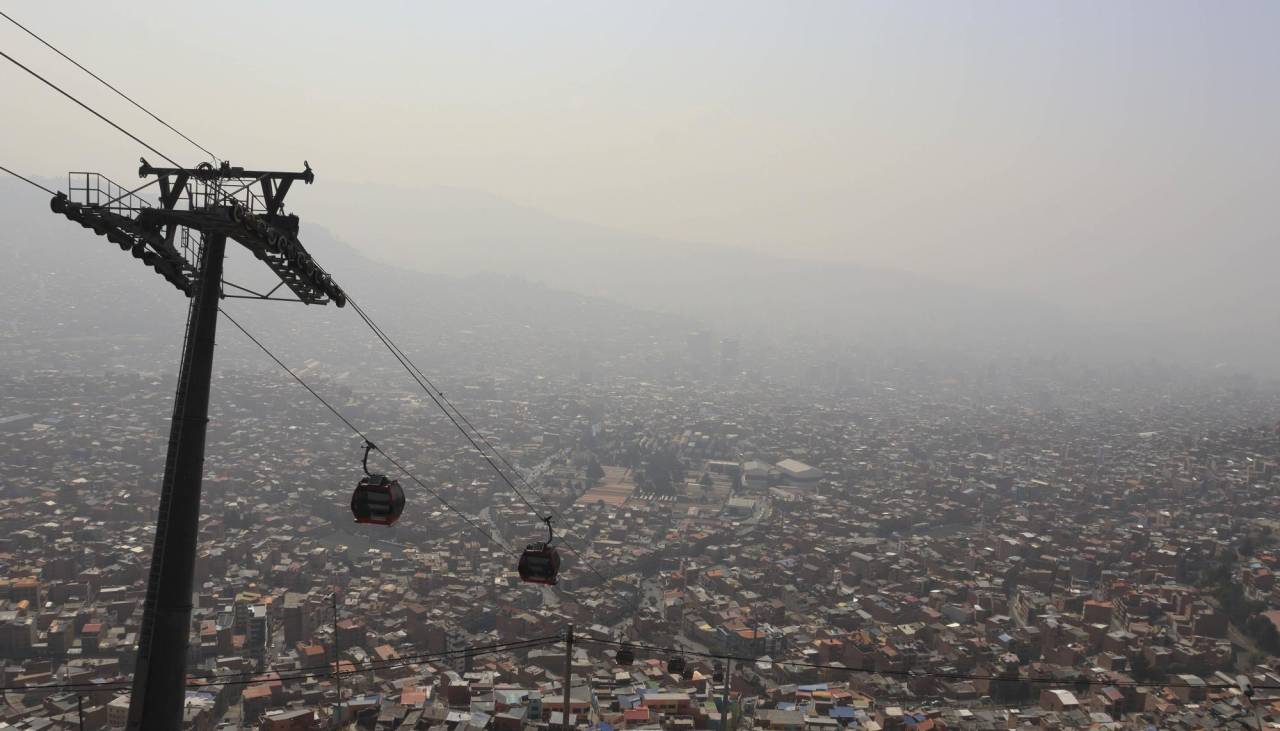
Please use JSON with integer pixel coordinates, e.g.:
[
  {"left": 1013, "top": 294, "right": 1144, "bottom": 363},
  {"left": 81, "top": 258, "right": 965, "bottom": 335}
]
[
  {"left": 642, "top": 448, "right": 683, "bottom": 496},
  {"left": 990, "top": 668, "right": 1030, "bottom": 703},
  {"left": 1129, "top": 653, "right": 1165, "bottom": 683},
  {"left": 1246, "top": 615, "right": 1280, "bottom": 654},
  {"left": 586, "top": 458, "right": 606, "bottom": 486}
]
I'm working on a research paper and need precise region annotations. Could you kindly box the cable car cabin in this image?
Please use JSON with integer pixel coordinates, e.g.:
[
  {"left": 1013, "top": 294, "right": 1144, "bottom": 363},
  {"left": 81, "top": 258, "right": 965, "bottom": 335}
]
[
  {"left": 667, "top": 656, "right": 686, "bottom": 676},
  {"left": 518, "top": 543, "right": 561, "bottom": 585},
  {"left": 615, "top": 644, "right": 635, "bottom": 666},
  {"left": 350, "top": 474, "right": 405, "bottom": 526}
]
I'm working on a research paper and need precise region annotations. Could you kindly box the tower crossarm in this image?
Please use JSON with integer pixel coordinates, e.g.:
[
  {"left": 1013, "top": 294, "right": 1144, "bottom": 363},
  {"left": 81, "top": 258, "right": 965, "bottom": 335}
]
[
  {"left": 48, "top": 159, "right": 348, "bottom": 307},
  {"left": 134, "top": 205, "right": 343, "bottom": 306}
]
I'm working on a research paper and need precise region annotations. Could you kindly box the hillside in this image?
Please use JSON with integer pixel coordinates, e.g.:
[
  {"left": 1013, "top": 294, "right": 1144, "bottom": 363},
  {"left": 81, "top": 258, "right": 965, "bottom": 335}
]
[{"left": 0, "top": 178, "right": 694, "bottom": 382}]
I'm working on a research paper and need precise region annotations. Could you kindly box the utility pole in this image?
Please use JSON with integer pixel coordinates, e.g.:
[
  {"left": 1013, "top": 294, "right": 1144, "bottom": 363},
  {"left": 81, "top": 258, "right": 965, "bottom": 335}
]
[
  {"left": 50, "top": 160, "right": 345, "bottom": 731},
  {"left": 333, "top": 591, "right": 342, "bottom": 730},
  {"left": 720, "top": 657, "right": 733, "bottom": 731},
  {"left": 77, "top": 695, "right": 83, "bottom": 731},
  {"left": 562, "top": 624, "right": 574, "bottom": 731},
  {"left": 1237, "top": 675, "right": 1262, "bottom": 731}
]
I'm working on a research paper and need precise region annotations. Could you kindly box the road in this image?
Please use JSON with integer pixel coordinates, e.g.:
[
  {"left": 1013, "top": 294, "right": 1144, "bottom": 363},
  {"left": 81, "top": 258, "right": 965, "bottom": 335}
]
[
  {"left": 1228, "top": 622, "right": 1266, "bottom": 671},
  {"left": 674, "top": 633, "right": 713, "bottom": 657}
]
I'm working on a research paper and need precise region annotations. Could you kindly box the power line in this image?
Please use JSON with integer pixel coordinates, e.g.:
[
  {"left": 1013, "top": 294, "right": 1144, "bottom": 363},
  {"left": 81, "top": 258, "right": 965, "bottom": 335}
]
[
  {"left": 574, "top": 636, "right": 1278, "bottom": 693},
  {"left": 0, "top": 635, "right": 562, "bottom": 696},
  {"left": 346, "top": 297, "right": 610, "bottom": 583},
  {"left": 0, "top": 48, "right": 180, "bottom": 167},
  {"left": 186, "top": 635, "right": 561, "bottom": 688},
  {"left": 0, "top": 164, "right": 56, "bottom": 195},
  {"left": 0, "top": 10, "right": 218, "bottom": 163},
  {"left": 23, "top": 637, "right": 560, "bottom": 694},
  {"left": 218, "top": 306, "right": 513, "bottom": 555}
]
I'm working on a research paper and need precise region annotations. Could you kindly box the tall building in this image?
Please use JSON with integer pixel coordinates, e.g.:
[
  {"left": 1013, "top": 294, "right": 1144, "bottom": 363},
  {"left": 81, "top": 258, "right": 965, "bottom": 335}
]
[
  {"left": 107, "top": 695, "right": 130, "bottom": 728},
  {"left": 0, "top": 615, "right": 35, "bottom": 658},
  {"left": 247, "top": 604, "right": 269, "bottom": 669},
  {"left": 446, "top": 626, "right": 470, "bottom": 673},
  {"left": 282, "top": 592, "right": 305, "bottom": 645}
]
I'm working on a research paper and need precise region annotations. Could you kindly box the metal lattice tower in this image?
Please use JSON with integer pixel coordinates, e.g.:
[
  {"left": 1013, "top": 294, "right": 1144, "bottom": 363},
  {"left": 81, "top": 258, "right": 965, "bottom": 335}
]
[{"left": 50, "top": 159, "right": 346, "bottom": 730}]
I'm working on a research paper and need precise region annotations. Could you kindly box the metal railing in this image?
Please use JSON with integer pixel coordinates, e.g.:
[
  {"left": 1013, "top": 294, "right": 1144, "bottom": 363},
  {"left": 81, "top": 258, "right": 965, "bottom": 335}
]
[
  {"left": 186, "top": 175, "right": 272, "bottom": 215},
  {"left": 67, "top": 172, "right": 153, "bottom": 213},
  {"left": 68, "top": 171, "right": 276, "bottom": 217}
]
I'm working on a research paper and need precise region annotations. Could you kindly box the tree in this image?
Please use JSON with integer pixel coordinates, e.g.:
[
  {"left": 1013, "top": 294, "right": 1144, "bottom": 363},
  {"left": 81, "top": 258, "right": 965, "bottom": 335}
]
[
  {"left": 586, "top": 458, "right": 605, "bottom": 486},
  {"left": 642, "top": 448, "right": 683, "bottom": 496},
  {"left": 1129, "top": 653, "right": 1165, "bottom": 683},
  {"left": 1246, "top": 614, "right": 1280, "bottom": 654},
  {"left": 990, "top": 668, "right": 1030, "bottom": 703}
]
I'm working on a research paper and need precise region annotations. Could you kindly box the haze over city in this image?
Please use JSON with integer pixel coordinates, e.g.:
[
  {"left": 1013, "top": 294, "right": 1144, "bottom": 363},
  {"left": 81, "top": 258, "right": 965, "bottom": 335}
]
[
  {"left": 2, "top": 3, "right": 1280, "bottom": 730},
  {"left": 5, "top": 1, "right": 1280, "bottom": 368}
]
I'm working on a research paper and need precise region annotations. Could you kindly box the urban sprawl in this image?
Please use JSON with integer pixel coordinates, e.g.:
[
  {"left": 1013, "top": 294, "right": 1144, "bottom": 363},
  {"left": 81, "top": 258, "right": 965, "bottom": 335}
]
[{"left": 2, "top": 354, "right": 1279, "bottom": 730}]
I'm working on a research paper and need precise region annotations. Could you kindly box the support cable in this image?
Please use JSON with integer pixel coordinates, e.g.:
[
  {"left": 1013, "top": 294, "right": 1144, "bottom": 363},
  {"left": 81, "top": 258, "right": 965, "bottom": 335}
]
[
  {"left": 1, "top": 33, "right": 598, "bottom": 576},
  {"left": 350, "top": 298, "right": 563, "bottom": 515},
  {"left": 0, "top": 10, "right": 219, "bottom": 162},
  {"left": 345, "top": 297, "right": 609, "bottom": 583},
  {"left": 0, "top": 163, "right": 55, "bottom": 195},
  {"left": 218, "top": 306, "right": 513, "bottom": 555},
  {"left": 5, "top": 24, "right": 1275, "bottom": 707},
  {"left": 8, "top": 140, "right": 1273, "bottom": 700},
  {"left": 0, "top": 49, "right": 179, "bottom": 167},
  {"left": 347, "top": 297, "right": 550, "bottom": 522},
  {"left": 1, "top": 37, "right": 594, "bottom": 573}
]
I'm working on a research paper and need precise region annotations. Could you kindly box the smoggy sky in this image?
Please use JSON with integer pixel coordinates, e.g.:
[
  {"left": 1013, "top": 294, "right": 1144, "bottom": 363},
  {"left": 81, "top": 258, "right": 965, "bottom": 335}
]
[{"left": 3, "top": 1, "right": 1277, "bottom": 303}]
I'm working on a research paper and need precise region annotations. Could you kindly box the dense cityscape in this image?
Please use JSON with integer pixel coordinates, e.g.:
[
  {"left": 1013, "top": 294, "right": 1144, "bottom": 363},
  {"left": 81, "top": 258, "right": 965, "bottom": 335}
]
[
  {"left": 2, "top": 345, "right": 1278, "bottom": 729},
  {"left": 2, "top": 3, "right": 1278, "bottom": 729}
]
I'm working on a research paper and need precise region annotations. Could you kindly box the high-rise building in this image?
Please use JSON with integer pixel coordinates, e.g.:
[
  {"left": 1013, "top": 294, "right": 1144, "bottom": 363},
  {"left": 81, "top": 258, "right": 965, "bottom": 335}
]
[
  {"left": 247, "top": 604, "right": 268, "bottom": 668},
  {"left": 282, "top": 592, "right": 305, "bottom": 645},
  {"left": 446, "top": 626, "right": 470, "bottom": 673},
  {"left": 0, "top": 615, "right": 35, "bottom": 658}
]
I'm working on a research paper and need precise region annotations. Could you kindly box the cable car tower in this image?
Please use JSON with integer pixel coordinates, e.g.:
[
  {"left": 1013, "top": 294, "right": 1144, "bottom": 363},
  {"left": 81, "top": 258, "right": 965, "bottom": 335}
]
[{"left": 49, "top": 159, "right": 346, "bottom": 731}]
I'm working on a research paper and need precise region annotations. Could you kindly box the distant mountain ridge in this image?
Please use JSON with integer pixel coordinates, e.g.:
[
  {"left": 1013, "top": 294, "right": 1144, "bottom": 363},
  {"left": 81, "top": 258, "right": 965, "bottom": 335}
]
[
  {"left": 311, "top": 181, "right": 1084, "bottom": 357},
  {"left": 0, "top": 178, "right": 693, "bottom": 380},
  {"left": 305, "top": 181, "right": 1280, "bottom": 374},
  {"left": 6, "top": 175, "right": 1276, "bottom": 376}
]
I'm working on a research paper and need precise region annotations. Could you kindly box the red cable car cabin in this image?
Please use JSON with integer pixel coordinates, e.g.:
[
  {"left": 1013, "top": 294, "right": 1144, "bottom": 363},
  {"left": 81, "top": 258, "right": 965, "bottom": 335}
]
[
  {"left": 351, "top": 474, "right": 405, "bottom": 526},
  {"left": 518, "top": 542, "right": 561, "bottom": 585},
  {"left": 615, "top": 643, "right": 635, "bottom": 666}
]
